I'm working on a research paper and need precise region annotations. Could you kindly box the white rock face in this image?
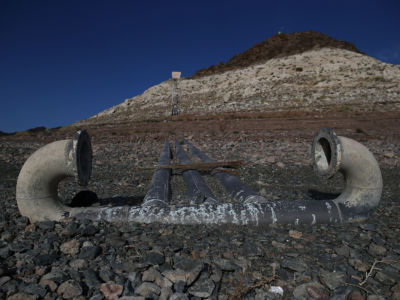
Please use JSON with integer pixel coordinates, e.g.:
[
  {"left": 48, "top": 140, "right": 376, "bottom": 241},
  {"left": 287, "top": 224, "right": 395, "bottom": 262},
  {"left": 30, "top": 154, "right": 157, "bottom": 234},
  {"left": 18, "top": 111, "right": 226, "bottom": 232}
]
[{"left": 79, "top": 48, "right": 400, "bottom": 124}]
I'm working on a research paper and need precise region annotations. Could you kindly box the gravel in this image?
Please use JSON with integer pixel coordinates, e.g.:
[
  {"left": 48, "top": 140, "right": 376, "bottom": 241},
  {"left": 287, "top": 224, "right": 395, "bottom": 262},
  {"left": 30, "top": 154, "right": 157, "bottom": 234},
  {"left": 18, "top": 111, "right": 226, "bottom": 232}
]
[{"left": 0, "top": 132, "right": 399, "bottom": 299}]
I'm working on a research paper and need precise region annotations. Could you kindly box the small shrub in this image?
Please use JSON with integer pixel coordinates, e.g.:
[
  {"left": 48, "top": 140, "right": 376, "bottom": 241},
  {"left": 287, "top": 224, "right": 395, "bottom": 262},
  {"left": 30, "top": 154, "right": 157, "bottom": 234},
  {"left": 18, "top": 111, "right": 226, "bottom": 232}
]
[
  {"left": 356, "top": 128, "right": 366, "bottom": 134},
  {"left": 339, "top": 105, "right": 352, "bottom": 112},
  {"left": 374, "top": 76, "right": 387, "bottom": 82}
]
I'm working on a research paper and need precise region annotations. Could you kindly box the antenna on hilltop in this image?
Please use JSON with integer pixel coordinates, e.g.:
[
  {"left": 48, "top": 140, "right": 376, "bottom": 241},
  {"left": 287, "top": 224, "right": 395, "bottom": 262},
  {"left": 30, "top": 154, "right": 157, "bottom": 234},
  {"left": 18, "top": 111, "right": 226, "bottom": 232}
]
[{"left": 171, "top": 71, "right": 181, "bottom": 116}]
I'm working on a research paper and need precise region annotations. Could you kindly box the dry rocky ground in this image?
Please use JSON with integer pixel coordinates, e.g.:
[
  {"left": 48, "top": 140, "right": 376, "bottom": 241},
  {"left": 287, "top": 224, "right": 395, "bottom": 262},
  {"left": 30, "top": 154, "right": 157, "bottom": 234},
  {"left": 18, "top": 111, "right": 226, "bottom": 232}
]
[
  {"left": 1, "top": 31, "right": 400, "bottom": 299},
  {"left": 1, "top": 110, "right": 399, "bottom": 299}
]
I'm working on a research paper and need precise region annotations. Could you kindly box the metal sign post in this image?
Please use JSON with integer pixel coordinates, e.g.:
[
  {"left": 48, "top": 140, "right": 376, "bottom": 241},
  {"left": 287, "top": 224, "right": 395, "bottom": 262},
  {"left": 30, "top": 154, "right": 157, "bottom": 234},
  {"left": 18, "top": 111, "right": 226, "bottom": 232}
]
[{"left": 171, "top": 71, "right": 181, "bottom": 116}]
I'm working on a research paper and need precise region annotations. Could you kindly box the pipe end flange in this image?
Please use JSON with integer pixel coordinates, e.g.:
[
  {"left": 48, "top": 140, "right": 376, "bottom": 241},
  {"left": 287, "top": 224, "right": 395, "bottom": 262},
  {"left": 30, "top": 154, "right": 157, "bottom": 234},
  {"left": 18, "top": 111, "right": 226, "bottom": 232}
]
[
  {"left": 73, "top": 130, "right": 92, "bottom": 186},
  {"left": 312, "top": 128, "right": 342, "bottom": 179}
]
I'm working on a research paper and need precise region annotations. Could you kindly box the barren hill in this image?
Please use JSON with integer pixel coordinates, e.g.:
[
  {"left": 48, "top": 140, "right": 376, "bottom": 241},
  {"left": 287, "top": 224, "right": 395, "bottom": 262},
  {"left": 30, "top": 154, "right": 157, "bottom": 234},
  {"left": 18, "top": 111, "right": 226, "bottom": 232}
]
[
  {"left": 77, "top": 33, "right": 400, "bottom": 126},
  {"left": 189, "top": 30, "right": 363, "bottom": 78}
]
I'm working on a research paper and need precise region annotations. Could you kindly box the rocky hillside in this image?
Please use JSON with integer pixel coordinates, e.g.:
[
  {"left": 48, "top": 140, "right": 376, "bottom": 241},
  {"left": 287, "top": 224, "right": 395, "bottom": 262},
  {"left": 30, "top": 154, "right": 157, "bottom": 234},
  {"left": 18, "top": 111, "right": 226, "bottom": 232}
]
[
  {"left": 77, "top": 34, "right": 400, "bottom": 126},
  {"left": 190, "top": 30, "right": 363, "bottom": 78}
]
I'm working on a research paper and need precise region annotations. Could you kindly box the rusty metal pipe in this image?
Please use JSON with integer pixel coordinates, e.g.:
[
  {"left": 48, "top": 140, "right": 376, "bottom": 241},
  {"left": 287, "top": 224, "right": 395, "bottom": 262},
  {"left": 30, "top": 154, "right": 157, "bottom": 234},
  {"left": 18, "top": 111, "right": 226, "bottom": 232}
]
[
  {"left": 142, "top": 140, "right": 172, "bottom": 207},
  {"left": 184, "top": 140, "right": 267, "bottom": 204},
  {"left": 69, "top": 200, "right": 341, "bottom": 225},
  {"left": 175, "top": 141, "right": 218, "bottom": 204}
]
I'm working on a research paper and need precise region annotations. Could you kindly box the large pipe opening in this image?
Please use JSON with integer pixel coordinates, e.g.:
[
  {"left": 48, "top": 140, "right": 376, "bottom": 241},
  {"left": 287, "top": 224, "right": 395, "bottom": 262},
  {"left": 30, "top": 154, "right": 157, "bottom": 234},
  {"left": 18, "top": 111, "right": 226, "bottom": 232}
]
[
  {"left": 16, "top": 130, "right": 92, "bottom": 222},
  {"left": 311, "top": 128, "right": 383, "bottom": 222},
  {"left": 314, "top": 137, "right": 332, "bottom": 172}
]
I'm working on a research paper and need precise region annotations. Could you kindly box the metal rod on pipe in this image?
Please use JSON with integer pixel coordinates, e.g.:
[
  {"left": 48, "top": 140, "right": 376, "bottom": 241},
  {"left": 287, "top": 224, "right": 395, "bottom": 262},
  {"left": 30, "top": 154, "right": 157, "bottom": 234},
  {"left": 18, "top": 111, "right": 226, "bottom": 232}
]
[
  {"left": 142, "top": 140, "right": 172, "bottom": 207},
  {"left": 184, "top": 141, "right": 267, "bottom": 204},
  {"left": 175, "top": 141, "right": 218, "bottom": 205}
]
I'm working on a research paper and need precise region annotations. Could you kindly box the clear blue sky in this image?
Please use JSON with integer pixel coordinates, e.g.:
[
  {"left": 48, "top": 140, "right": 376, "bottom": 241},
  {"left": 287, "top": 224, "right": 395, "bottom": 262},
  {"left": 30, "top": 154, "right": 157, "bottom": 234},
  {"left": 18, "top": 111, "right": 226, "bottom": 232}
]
[{"left": 1, "top": 0, "right": 399, "bottom": 133}]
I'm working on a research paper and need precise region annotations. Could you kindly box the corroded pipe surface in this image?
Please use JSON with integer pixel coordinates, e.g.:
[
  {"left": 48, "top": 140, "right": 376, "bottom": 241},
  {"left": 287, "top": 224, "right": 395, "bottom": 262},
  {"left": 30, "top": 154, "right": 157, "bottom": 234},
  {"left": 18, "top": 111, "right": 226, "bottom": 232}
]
[
  {"left": 184, "top": 140, "right": 267, "bottom": 204},
  {"left": 175, "top": 141, "right": 217, "bottom": 205},
  {"left": 69, "top": 200, "right": 341, "bottom": 225},
  {"left": 142, "top": 140, "right": 172, "bottom": 207}
]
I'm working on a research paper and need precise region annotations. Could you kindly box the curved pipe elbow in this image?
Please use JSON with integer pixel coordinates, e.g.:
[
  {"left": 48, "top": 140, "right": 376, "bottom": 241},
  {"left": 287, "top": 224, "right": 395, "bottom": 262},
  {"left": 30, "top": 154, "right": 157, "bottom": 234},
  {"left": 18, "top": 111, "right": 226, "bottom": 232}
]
[
  {"left": 16, "top": 130, "right": 92, "bottom": 222},
  {"left": 312, "top": 128, "right": 383, "bottom": 222}
]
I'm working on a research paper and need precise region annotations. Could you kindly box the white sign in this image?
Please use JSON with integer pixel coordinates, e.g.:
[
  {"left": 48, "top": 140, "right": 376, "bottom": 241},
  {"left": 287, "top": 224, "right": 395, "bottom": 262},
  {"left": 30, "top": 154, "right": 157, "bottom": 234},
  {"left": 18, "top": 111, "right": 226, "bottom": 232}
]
[{"left": 172, "top": 71, "right": 181, "bottom": 79}]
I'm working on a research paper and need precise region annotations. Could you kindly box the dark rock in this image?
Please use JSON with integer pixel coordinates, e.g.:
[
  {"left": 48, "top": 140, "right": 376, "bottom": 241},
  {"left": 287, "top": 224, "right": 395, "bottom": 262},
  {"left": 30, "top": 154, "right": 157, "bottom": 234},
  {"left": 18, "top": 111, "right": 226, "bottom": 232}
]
[
  {"left": 99, "top": 269, "right": 114, "bottom": 282},
  {"left": 142, "top": 267, "right": 158, "bottom": 282},
  {"left": 1, "top": 279, "right": 18, "bottom": 296},
  {"left": 293, "top": 282, "right": 328, "bottom": 300},
  {"left": 242, "top": 241, "right": 262, "bottom": 256},
  {"left": 41, "top": 270, "right": 68, "bottom": 283},
  {"left": 135, "top": 282, "right": 161, "bottom": 297},
  {"left": 0, "top": 247, "right": 10, "bottom": 259},
  {"left": 37, "top": 221, "right": 55, "bottom": 231},
  {"left": 79, "top": 246, "right": 102, "bottom": 260},
  {"left": 81, "top": 224, "right": 99, "bottom": 236},
  {"left": 57, "top": 280, "right": 83, "bottom": 299},
  {"left": 163, "top": 258, "right": 203, "bottom": 285},
  {"left": 281, "top": 258, "right": 308, "bottom": 272},
  {"left": 330, "top": 286, "right": 362, "bottom": 300},
  {"left": 375, "top": 268, "right": 400, "bottom": 285},
  {"left": 19, "top": 282, "right": 47, "bottom": 297},
  {"left": 105, "top": 235, "right": 126, "bottom": 247},
  {"left": 15, "top": 216, "right": 30, "bottom": 226},
  {"left": 7, "top": 293, "right": 39, "bottom": 300},
  {"left": 64, "top": 221, "right": 80, "bottom": 236},
  {"left": 83, "top": 269, "right": 102, "bottom": 288},
  {"left": 8, "top": 241, "right": 32, "bottom": 252},
  {"left": 33, "top": 254, "right": 57, "bottom": 266},
  {"left": 88, "top": 293, "right": 104, "bottom": 300},
  {"left": 213, "top": 258, "right": 239, "bottom": 271},
  {"left": 122, "top": 261, "right": 144, "bottom": 272},
  {"left": 173, "top": 280, "right": 186, "bottom": 293},
  {"left": 170, "top": 292, "right": 189, "bottom": 300},
  {"left": 188, "top": 277, "right": 215, "bottom": 298},
  {"left": 160, "top": 287, "right": 173, "bottom": 300},
  {"left": 0, "top": 276, "right": 11, "bottom": 286},
  {"left": 334, "top": 245, "right": 350, "bottom": 258},
  {"left": 319, "top": 269, "right": 346, "bottom": 290},
  {"left": 359, "top": 223, "right": 376, "bottom": 231},
  {"left": 368, "top": 243, "right": 387, "bottom": 256},
  {"left": 146, "top": 251, "right": 165, "bottom": 265},
  {"left": 122, "top": 279, "right": 135, "bottom": 296}
]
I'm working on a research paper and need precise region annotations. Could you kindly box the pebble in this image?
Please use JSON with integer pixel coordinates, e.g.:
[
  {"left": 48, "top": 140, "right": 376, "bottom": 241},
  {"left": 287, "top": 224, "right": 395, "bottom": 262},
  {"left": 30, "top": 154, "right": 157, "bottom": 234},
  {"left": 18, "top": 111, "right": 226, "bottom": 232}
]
[
  {"left": 368, "top": 243, "right": 387, "bottom": 256},
  {"left": 288, "top": 229, "right": 302, "bottom": 239},
  {"left": 188, "top": 277, "right": 215, "bottom": 297},
  {"left": 100, "top": 283, "right": 123, "bottom": 300},
  {"left": 135, "top": 282, "right": 161, "bottom": 297},
  {"left": 281, "top": 258, "right": 308, "bottom": 272},
  {"left": 7, "top": 293, "right": 39, "bottom": 300},
  {"left": 293, "top": 282, "right": 328, "bottom": 299},
  {"left": 319, "top": 269, "right": 346, "bottom": 290},
  {"left": 145, "top": 251, "right": 165, "bottom": 265},
  {"left": 79, "top": 245, "right": 102, "bottom": 259},
  {"left": 60, "top": 239, "right": 80, "bottom": 255},
  {"left": 57, "top": 280, "right": 83, "bottom": 298}
]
